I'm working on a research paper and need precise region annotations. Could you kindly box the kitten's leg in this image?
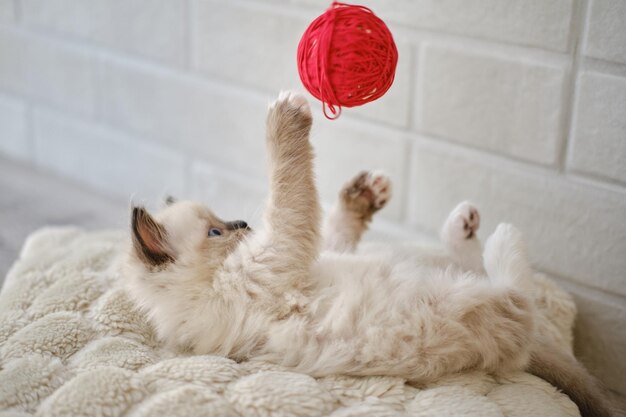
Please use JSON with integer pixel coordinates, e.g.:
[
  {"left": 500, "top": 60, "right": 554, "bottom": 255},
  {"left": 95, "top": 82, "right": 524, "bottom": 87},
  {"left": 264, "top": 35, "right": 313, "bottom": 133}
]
[
  {"left": 429, "top": 223, "right": 537, "bottom": 377},
  {"left": 262, "top": 91, "right": 321, "bottom": 271},
  {"left": 483, "top": 223, "right": 534, "bottom": 291},
  {"left": 323, "top": 170, "right": 391, "bottom": 253},
  {"left": 441, "top": 201, "right": 485, "bottom": 273}
]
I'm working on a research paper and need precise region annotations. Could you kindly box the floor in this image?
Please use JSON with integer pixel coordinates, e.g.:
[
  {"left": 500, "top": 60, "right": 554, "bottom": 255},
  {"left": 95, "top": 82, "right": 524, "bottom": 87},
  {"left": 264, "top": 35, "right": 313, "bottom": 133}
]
[{"left": 0, "top": 157, "right": 127, "bottom": 284}]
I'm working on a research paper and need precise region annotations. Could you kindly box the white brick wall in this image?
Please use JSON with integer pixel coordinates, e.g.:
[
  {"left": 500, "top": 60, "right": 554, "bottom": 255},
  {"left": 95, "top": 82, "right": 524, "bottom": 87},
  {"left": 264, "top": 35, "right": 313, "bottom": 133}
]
[
  {"left": 0, "top": 0, "right": 13, "bottom": 22},
  {"left": 0, "top": 28, "right": 97, "bottom": 117},
  {"left": 416, "top": 44, "right": 566, "bottom": 164},
  {"left": 372, "top": 0, "right": 576, "bottom": 52},
  {"left": 569, "top": 72, "right": 626, "bottom": 183},
  {"left": 0, "top": 94, "right": 28, "bottom": 160},
  {"left": 32, "top": 109, "right": 187, "bottom": 202},
  {"left": 0, "top": 0, "right": 625, "bottom": 398},
  {"left": 191, "top": 0, "right": 306, "bottom": 93},
  {"left": 20, "top": 0, "right": 187, "bottom": 66},
  {"left": 98, "top": 59, "right": 268, "bottom": 178},
  {"left": 584, "top": 0, "right": 626, "bottom": 65}
]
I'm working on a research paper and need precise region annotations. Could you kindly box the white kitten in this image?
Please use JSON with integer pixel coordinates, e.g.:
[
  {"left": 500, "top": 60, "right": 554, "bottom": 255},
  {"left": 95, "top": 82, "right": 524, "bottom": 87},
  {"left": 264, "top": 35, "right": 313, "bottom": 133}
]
[{"left": 124, "top": 92, "right": 612, "bottom": 417}]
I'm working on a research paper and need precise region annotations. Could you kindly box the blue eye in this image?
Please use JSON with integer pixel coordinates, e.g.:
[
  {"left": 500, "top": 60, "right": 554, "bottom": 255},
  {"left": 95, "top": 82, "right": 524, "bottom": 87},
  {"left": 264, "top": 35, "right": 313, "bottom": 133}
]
[{"left": 208, "top": 228, "right": 222, "bottom": 237}]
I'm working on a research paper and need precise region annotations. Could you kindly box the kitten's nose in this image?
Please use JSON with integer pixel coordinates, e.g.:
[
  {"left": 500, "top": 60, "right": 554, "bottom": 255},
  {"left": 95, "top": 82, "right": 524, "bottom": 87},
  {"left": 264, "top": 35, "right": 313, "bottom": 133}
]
[{"left": 228, "top": 220, "right": 248, "bottom": 230}]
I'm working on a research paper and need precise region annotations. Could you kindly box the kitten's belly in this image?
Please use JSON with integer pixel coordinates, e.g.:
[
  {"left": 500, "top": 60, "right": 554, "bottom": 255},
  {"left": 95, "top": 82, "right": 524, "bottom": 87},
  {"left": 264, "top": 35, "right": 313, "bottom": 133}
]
[
  {"left": 313, "top": 244, "right": 462, "bottom": 293},
  {"left": 261, "top": 247, "right": 532, "bottom": 380},
  {"left": 273, "top": 251, "right": 478, "bottom": 379},
  {"left": 309, "top": 250, "right": 461, "bottom": 339}
]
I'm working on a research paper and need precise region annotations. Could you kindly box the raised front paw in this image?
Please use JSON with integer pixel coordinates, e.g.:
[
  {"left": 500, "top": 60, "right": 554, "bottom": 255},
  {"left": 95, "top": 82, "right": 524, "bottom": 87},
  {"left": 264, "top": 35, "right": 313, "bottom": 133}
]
[
  {"left": 341, "top": 170, "right": 392, "bottom": 218},
  {"left": 271, "top": 91, "right": 312, "bottom": 117},
  {"left": 442, "top": 201, "right": 480, "bottom": 242},
  {"left": 266, "top": 91, "right": 312, "bottom": 143}
]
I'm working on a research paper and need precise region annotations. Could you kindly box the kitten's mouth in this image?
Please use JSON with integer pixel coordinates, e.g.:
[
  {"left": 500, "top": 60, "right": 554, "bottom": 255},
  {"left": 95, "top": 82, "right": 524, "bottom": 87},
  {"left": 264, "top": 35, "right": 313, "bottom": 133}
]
[{"left": 236, "top": 226, "right": 252, "bottom": 243}]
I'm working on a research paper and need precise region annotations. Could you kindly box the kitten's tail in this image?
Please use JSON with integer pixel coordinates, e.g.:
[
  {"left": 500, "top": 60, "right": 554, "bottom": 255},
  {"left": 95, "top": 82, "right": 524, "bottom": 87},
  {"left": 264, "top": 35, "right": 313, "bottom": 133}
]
[{"left": 527, "top": 340, "right": 615, "bottom": 417}]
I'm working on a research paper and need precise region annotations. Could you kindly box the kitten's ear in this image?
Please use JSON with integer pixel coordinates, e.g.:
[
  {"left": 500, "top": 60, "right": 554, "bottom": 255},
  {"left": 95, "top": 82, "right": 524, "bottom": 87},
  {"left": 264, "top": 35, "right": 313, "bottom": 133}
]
[{"left": 131, "top": 207, "right": 174, "bottom": 267}]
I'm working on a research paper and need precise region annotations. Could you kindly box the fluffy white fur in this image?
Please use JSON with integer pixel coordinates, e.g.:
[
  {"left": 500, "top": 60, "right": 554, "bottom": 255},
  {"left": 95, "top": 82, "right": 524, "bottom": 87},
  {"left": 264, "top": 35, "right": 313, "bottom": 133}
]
[{"left": 123, "top": 92, "right": 612, "bottom": 417}]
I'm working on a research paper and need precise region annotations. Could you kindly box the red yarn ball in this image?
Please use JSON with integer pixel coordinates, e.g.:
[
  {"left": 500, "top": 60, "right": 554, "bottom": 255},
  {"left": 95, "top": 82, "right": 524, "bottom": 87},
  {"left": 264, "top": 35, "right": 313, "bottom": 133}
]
[{"left": 297, "top": 2, "right": 398, "bottom": 119}]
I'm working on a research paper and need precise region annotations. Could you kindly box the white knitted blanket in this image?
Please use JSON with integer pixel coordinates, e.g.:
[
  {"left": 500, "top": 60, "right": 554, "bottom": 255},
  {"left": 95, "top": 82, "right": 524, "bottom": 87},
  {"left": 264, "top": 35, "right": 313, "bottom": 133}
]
[{"left": 0, "top": 227, "right": 582, "bottom": 417}]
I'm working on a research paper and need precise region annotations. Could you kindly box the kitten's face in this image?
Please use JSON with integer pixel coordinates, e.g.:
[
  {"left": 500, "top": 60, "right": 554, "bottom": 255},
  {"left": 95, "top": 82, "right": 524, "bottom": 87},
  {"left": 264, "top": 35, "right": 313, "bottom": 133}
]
[{"left": 130, "top": 200, "right": 251, "bottom": 274}]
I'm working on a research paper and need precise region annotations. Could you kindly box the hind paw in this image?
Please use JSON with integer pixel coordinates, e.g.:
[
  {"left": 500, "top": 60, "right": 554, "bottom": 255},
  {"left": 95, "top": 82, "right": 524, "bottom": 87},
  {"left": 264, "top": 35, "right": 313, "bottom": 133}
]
[{"left": 442, "top": 201, "right": 480, "bottom": 242}]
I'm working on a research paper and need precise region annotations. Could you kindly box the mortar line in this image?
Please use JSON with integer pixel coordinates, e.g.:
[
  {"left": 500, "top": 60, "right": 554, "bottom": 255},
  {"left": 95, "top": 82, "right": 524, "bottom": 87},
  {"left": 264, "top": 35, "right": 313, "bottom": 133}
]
[{"left": 558, "top": 0, "right": 591, "bottom": 172}]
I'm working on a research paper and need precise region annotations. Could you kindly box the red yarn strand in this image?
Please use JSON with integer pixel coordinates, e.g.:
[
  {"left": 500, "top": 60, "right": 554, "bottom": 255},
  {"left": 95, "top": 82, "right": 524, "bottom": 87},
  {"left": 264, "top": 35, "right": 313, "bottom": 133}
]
[{"left": 297, "top": 2, "right": 398, "bottom": 119}]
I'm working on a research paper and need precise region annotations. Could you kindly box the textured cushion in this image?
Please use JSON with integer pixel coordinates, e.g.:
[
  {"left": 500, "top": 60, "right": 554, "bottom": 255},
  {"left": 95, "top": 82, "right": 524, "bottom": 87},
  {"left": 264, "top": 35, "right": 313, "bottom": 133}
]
[{"left": 0, "top": 227, "right": 581, "bottom": 417}]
